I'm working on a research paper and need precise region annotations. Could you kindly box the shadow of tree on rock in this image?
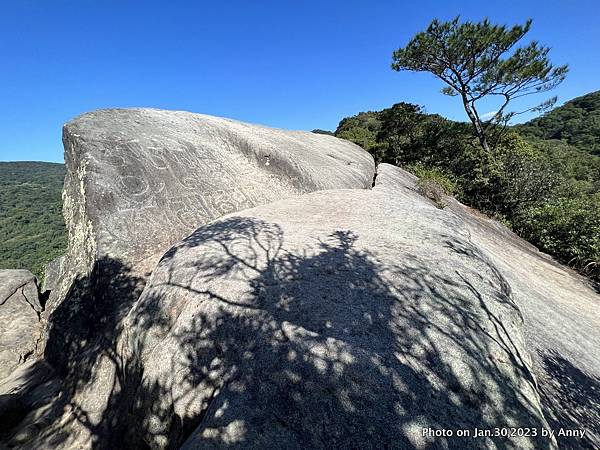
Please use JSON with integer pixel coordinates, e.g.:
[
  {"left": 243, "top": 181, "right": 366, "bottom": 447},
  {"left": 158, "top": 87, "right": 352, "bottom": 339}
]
[
  {"left": 2, "top": 257, "right": 147, "bottom": 449},
  {"left": 536, "top": 350, "right": 600, "bottom": 449},
  {"left": 124, "top": 217, "right": 552, "bottom": 449},
  {"left": 1, "top": 216, "right": 556, "bottom": 449}
]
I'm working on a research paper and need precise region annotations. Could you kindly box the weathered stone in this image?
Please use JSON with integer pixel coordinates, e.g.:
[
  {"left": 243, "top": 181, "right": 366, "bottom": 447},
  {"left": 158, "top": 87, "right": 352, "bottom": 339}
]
[
  {"left": 43, "top": 106, "right": 374, "bottom": 359},
  {"left": 378, "top": 164, "right": 600, "bottom": 449},
  {"left": 19, "top": 110, "right": 374, "bottom": 449},
  {"left": 0, "top": 270, "right": 41, "bottom": 381},
  {"left": 119, "top": 164, "right": 554, "bottom": 449},
  {"left": 0, "top": 359, "right": 57, "bottom": 439},
  {"left": 41, "top": 255, "right": 65, "bottom": 294},
  {"left": 42, "top": 109, "right": 374, "bottom": 367},
  {"left": 438, "top": 174, "right": 600, "bottom": 449}
]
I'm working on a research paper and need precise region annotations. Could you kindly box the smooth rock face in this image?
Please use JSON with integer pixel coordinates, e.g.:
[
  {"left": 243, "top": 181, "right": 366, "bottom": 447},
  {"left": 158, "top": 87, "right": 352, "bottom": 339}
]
[
  {"left": 120, "top": 164, "right": 553, "bottom": 449},
  {"left": 43, "top": 108, "right": 374, "bottom": 368},
  {"left": 381, "top": 164, "right": 600, "bottom": 449},
  {"left": 0, "top": 270, "right": 41, "bottom": 380},
  {"left": 443, "top": 179, "right": 600, "bottom": 449}
]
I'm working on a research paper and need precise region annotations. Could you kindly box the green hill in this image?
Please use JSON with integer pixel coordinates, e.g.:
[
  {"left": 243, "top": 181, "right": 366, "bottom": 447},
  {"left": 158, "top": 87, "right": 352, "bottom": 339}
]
[
  {"left": 0, "top": 162, "right": 67, "bottom": 281},
  {"left": 516, "top": 90, "right": 600, "bottom": 156}
]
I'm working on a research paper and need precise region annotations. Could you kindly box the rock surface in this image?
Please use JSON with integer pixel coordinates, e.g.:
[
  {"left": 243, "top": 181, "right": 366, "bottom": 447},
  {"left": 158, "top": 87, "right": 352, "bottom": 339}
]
[
  {"left": 60, "top": 109, "right": 373, "bottom": 275},
  {"left": 444, "top": 180, "right": 600, "bottom": 449},
  {"left": 0, "top": 270, "right": 42, "bottom": 380},
  {"left": 14, "top": 110, "right": 374, "bottom": 449},
  {"left": 118, "top": 164, "right": 553, "bottom": 449},
  {"left": 43, "top": 108, "right": 374, "bottom": 368},
  {"left": 380, "top": 164, "right": 600, "bottom": 449},
  {"left": 0, "top": 359, "right": 58, "bottom": 443},
  {"left": 41, "top": 255, "right": 66, "bottom": 294}
]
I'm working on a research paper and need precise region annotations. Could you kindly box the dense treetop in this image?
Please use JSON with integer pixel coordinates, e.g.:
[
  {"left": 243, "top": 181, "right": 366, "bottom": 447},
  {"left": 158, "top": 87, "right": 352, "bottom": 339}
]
[
  {"left": 0, "top": 162, "right": 67, "bottom": 281},
  {"left": 516, "top": 90, "right": 600, "bottom": 155}
]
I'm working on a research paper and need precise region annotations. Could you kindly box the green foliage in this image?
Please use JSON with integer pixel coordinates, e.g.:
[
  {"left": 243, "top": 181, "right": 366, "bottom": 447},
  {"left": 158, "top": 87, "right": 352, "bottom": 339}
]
[
  {"left": 516, "top": 91, "right": 600, "bottom": 155},
  {"left": 0, "top": 162, "right": 67, "bottom": 281},
  {"left": 391, "top": 17, "right": 568, "bottom": 152},
  {"left": 462, "top": 133, "right": 561, "bottom": 217},
  {"left": 335, "top": 111, "right": 382, "bottom": 149},
  {"left": 409, "top": 164, "right": 456, "bottom": 209},
  {"left": 334, "top": 98, "right": 600, "bottom": 280},
  {"left": 408, "top": 164, "right": 456, "bottom": 195},
  {"left": 517, "top": 195, "right": 600, "bottom": 278}
]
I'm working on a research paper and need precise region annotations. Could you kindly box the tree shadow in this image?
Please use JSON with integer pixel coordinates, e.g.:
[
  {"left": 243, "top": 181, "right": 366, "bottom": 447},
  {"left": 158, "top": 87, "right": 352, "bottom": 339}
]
[
  {"left": 535, "top": 350, "right": 600, "bottom": 449},
  {"left": 1, "top": 257, "right": 148, "bottom": 449},
  {"left": 443, "top": 234, "right": 600, "bottom": 449},
  {"left": 1, "top": 216, "right": 556, "bottom": 449},
  {"left": 124, "top": 217, "right": 552, "bottom": 449}
]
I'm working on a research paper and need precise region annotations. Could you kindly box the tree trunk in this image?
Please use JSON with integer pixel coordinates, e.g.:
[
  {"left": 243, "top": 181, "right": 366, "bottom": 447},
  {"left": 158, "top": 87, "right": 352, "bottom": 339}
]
[
  {"left": 461, "top": 95, "right": 490, "bottom": 153},
  {"left": 460, "top": 94, "right": 492, "bottom": 182}
]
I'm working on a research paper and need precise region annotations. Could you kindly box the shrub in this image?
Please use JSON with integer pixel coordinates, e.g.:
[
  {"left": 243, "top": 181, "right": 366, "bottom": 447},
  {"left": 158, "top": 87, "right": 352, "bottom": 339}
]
[
  {"left": 409, "top": 165, "right": 455, "bottom": 208},
  {"left": 462, "top": 133, "right": 561, "bottom": 217},
  {"left": 516, "top": 194, "right": 600, "bottom": 279}
]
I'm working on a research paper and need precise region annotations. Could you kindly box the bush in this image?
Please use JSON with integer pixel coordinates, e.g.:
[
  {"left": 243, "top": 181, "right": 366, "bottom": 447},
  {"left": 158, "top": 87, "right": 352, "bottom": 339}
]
[
  {"left": 516, "top": 194, "right": 600, "bottom": 279},
  {"left": 461, "top": 133, "right": 560, "bottom": 218},
  {"left": 409, "top": 165, "right": 455, "bottom": 208}
]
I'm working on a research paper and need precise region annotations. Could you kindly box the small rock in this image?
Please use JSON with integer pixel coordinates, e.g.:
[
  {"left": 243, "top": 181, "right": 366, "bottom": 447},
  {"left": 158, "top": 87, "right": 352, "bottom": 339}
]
[{"left": 0, "top": 270, "right": 42, "bottom": 381}]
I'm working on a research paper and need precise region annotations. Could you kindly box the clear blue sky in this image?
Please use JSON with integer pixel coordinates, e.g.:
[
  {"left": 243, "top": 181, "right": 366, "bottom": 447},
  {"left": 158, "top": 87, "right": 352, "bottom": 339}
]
[{"left": 1, "top": 0, "right": 598, "bottom": 162}]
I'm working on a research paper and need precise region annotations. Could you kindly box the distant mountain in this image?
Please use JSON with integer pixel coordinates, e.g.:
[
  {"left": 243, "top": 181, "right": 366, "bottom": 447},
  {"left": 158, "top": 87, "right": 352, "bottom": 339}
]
[
  {"left": 0, "top": 162, "right": 67, "bottom": 280},
  {"left": 311, "top": 129, "right": 334, "bottom": 136},
  {"left": 516, "top": 90, "right": 600, "bottom": 155}
]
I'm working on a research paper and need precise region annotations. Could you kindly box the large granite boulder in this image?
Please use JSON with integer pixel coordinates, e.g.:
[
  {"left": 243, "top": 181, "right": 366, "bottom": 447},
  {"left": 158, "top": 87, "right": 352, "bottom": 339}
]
[
  {"left": 443, "top": 181, "right": 600, "bottom": 449},
  {"left": 15, "top": 110, "right": 374, "bottom": 449},
  {"left": 0, "top": 270, "right": 42, "bottom": 381},
  {"left": 43, "top": 109, "right": 374, "bottom": 368},
  {"left": 115, "top": 164, "right": 553, "bottom": 449},
  {"left": 381, "top": 165, "right": 600, "bottom": 449}
]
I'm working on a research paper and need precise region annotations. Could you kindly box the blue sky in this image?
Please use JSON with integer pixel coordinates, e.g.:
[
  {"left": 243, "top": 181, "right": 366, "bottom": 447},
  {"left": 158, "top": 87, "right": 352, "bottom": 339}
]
[{"left": 1, "top": 0, "right": 598, "bottom": 163}]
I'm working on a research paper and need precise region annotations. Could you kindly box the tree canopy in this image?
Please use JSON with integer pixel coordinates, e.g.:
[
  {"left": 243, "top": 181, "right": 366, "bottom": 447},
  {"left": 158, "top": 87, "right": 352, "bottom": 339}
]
[
  {"left": 0, "top": 162, "right": 67, "bottom": 281},
  {"left": 391, "top": 17, "right": 568, "bottom": 152}
]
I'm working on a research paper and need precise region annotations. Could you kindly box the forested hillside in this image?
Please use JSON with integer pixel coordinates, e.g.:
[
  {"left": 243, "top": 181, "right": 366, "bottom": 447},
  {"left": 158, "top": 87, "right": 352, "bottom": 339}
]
[
  {"left": 0, "top": 162, "right": 67, "bottom": 280},
  {"left": 516, "top": 90, "right": 600, "bottom": 155},
  {"left": 332, "top": 99, "right": 600, "bottom": 281}
]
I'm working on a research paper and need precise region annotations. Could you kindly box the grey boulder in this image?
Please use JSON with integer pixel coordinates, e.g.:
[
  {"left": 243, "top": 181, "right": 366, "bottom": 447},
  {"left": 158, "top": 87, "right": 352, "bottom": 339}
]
[
  {"left": 0, "top": 270, "right": 42, "bottom": 381},
  {"left": 43, "top": 108, "right": 374, "bottom": 368},
  {"left": 121, "top": 164, "right": 553, "bottom": 449},
  {"left": 20, "top": 110, "right": 374, "bottom": 449}
]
